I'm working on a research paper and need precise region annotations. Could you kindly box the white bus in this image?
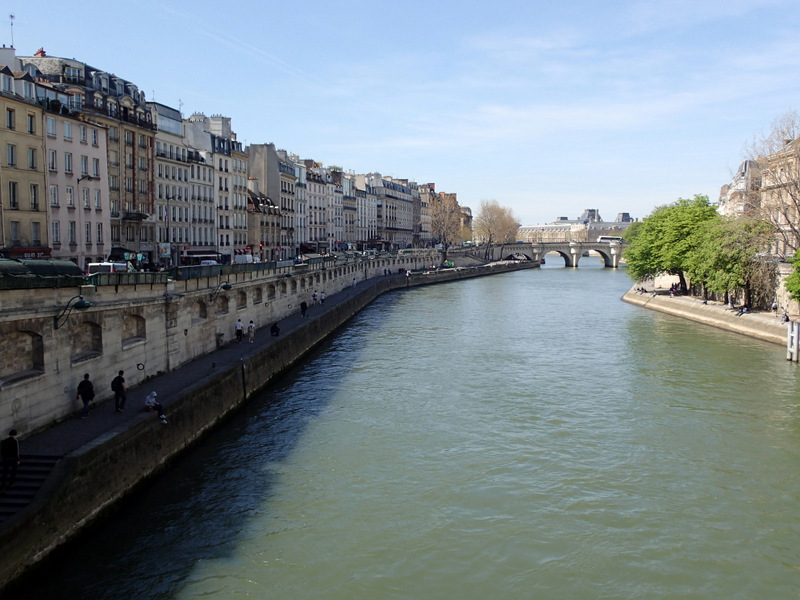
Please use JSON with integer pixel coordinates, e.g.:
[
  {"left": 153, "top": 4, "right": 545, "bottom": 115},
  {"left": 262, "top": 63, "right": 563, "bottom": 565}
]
[{"left": 597, "top": 236, "right": 624, "bottom": 243}]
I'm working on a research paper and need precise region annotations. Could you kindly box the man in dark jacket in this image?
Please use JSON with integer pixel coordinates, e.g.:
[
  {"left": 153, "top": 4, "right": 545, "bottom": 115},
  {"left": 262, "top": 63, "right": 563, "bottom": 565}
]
[
  {"left": 112, "top": 370, "right": 126, "bottom": 412},
  {"left": 1, "top": 430, "right": 20, "bottom": 490},
  {"left": 77, "top": 373, "right": 95, "bottom": 419}
]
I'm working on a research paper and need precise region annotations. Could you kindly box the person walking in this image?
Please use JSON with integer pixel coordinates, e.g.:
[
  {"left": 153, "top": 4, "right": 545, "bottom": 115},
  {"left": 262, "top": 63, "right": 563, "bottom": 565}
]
[
  {"left": 112, "top": 370, "right": 126, "bottom": 412},
  {"left": 271, "top": 322, "right": 281, "bottom": 336},
  {"left": 312, "top": 291, "right": 318, "bottom": 306},
  {"left": 352, "top": 277, "right": 357, "bottom": 287},
  {"left": 320, "top": 291, "right": 325, "bottom": 304},
  {"left": 300, "top": 301, "right": 308, "bottom": 318},
  {"left": 235, "top": 318, "right": 244, "bottom": 343},
  {"left": 1, "top": 429, "right": 20, "bottom": 490},
  {"left": 76, "top": 373, "right": 95, "bottom": 419},
  {"left": 248, "top": 320, "right": 256, "bottom": 343}
]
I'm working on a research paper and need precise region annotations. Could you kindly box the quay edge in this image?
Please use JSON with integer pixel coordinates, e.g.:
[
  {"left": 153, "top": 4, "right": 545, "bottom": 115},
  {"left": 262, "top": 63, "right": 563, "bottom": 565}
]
[
  {"left": 0, "top": 261, "right": 536, "bottom": 592},
  {"left": 621, "top": 287, "right": 787, "bottom": 346}
]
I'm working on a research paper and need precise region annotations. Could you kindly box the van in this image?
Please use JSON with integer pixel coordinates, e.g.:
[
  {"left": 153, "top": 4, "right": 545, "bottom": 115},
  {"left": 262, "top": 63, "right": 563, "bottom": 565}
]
[
  {"left": 200, "top": 259, "right": 219, "bottom": 266},
  {"left": 87, "top": 262, "right": 129, "bottom": 274},
  {"left": 233, "top": 254, "right": 254, "bottom": 264}
]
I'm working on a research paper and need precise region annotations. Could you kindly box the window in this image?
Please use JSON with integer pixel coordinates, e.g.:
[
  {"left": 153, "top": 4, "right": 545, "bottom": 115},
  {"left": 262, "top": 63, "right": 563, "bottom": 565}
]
[
  {"left": 6, "top": 108, "right": 15, "bottom": 130},
  {"left": 95, "top": 189, "right": 102, "bottom": 209},
  {"left": 64, "top": 152, "right": 73, "bottom": 173},
  {"left": 52, "top": 221, "right": 60, "bottom": 243},
  {"left": 6, "top": 144, "right": 15, "bottom": 166},
  {"left": 46, "top": 117, "right": 56, "bottom": 136},
  {"left": 10, "top": 221, "right": 19, "bottom": 244},
  {"left": 109, "top": 126, "right": 118, "bottom": 142},
  {"left": 50, "top": 185, "right": 59, "bottom": 206},
  {"left": 91, "top": 128, "right": 98, "bottom": 146},
  {"left": 85, "top": 223, "right": 91, "bottom": 243},
  {"left": 63, "top": 121, "right": 72, "bottom": 140},
  {"left": 30, "top": 184, "right": 39, "bottom": 211},
  {"left": 92, "top": 158, "right": 100, "bottom": 177},
  {"left": 124, "top": 130, "right": 133, "bottom": 146},
  {"left": 80, "top": 155, "right": 88, "bottom": 175},
  {"left": 48, "top": 150, "right": 57, "bottom": 171},
  {"left": 68, "top": 221, "right": 76, "bottom": 244},
  {"left": 1, "top": 75, "right": 11, "bottom": 92},
  {"left": 80, "top": 125, "right": 87, "bottom": 143},
  {"left": 8, "top": 181, "right": 18, "bottom": 209},
  {"left": 96, "top": 222, "right": 103, "bottom": 243},
  {"left": 125, "top": 177, "right": 133, "bottom": 193},
  {"left": 83, "top": 187, "right": 90, "bottom": 208},
  {"left": 66, "top": 186, "right": 74, "bottom": 207},
  {"left": 32, "top": 222, "right": 40, "bottom": 246},
  {"left": 28, "top": 148, "right": 37, "bottom": 170},
  {"left": 109, "top": 175, "right": 119, "bottom": 191},
  {"left": 27, "top": 114, "right": 35, "bottom": 135}
]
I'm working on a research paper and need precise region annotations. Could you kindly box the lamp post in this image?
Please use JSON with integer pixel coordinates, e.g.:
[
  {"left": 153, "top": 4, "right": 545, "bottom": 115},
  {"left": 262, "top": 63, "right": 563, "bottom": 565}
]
[
  {"left": 54, "top": 295, "right": 92, "bottom": 330},
  {"left": 209, "top": 280, "right": 232, "bottom": 302}
]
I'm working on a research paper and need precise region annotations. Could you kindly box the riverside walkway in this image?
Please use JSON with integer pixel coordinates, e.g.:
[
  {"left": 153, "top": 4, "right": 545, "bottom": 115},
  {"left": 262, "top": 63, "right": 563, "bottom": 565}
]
[
  {"left": 622, "top": 282, "right": 790, "bottom": 347},
  {"left": 0, "top": 271, "right": 399, "bottom": 526}
]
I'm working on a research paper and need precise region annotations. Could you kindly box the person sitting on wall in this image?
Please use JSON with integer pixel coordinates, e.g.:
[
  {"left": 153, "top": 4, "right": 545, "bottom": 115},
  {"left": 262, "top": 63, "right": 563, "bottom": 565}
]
[{"left": 144, "top": 392, "right": 167, "bottom": 424}]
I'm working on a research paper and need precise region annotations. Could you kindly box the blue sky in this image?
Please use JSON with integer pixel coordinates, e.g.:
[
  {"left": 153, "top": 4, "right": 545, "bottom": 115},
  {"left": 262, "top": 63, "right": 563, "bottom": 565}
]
[{"left": 9, "top": 0, "right": 800, "bottom": 225}]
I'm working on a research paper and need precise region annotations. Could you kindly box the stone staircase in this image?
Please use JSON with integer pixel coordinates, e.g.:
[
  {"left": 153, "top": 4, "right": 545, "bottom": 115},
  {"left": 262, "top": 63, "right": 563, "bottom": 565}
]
[{"left": 0, "top": 455, "right": 60, "bottom": 523}]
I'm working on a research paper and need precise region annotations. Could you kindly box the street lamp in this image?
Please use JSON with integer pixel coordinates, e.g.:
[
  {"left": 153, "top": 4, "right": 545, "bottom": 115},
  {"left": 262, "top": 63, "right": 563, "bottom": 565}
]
[
  {"left": 54, "top": 295, "right": 92, "bottom": 329},
  {"left": 209, "top": 281, "right": 232, "bottom": 302}
]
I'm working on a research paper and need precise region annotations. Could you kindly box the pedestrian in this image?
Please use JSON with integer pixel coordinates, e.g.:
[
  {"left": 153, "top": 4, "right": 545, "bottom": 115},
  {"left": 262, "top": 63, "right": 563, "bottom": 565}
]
[
  {"left": 271, "top": 322, "right": 280, "bottom": 336},
  {"left": 144, "top": 392, "right": 167, "bottom": 424},
  {"left": 235, "top": 318, "right": 244, "bottom": 343},
  {"left": 1, "top": 429, "right": 20, "bottom": 491},
  {"left": 248, "top": 320, "right": 255, "bottom": 343},
  {"left": 76, "top": 373, "right": 95, "bottom": 419},
  {"left": 352, "top": 277, "right": 357, "bottom": 287},
  {"left": 772, "top": 301, "right": 779, "bottom": 316},
  {"left": 320, "top": 291, "right": 325, "bottom": 304},
  {"left": 112, "top": 370, "right": 126, "bottom": 412},
  {"left": 300, "top": 301, "right": 308, "bottom": 317},
  {"left": 312, "top": 291, "right": 318, "bottom": 305}
]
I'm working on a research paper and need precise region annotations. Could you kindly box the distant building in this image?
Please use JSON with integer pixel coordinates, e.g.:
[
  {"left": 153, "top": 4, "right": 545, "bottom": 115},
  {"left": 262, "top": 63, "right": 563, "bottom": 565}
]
[{"left": 518, "top": 210, "right": 634, "bottom": 243}]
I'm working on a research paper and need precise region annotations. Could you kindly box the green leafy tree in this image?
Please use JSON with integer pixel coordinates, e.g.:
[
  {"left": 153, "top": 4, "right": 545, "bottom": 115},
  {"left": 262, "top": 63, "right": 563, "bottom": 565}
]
[
  {"left": 685, "top": 216, "right": 776, "bottom": 306},
  {"left": 624, "top": 195, "right": 719, "bottom": 290},
  {"left": 784, "top": 257, "right": 800, "bottom": 303}
]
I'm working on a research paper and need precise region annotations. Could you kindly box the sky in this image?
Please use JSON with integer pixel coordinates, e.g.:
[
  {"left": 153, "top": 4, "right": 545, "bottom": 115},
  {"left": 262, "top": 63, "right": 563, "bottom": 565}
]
[{"left": 7, "top": 0, "right": 800, "bottom": 225}]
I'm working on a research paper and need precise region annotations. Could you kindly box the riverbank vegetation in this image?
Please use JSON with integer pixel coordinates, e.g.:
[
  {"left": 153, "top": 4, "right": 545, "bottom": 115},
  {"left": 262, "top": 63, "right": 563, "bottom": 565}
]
[{"left": 624, "top": 195, "right": 777, "bottom": 308}]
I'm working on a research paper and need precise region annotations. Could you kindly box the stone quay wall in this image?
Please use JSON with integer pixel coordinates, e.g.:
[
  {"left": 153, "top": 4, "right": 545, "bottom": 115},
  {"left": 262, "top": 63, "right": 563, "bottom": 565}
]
[
  {"left": 0, "top": 260, "right": 536, "bottom": 590},
  {"left": 0, "top": 252, "right": 442, "bottom": 436}
]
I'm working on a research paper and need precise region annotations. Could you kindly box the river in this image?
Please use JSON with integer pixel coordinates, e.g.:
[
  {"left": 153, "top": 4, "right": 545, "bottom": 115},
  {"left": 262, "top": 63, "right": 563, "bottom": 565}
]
[{"left": 20, "top": 260, "right": 800, "bottom": 599}]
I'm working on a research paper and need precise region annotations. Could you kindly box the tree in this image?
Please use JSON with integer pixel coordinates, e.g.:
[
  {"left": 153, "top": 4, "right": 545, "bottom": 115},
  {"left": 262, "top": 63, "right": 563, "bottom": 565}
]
[
  {"left": 473, "top": 200, "right": 519, "bottom": 259},
  {"left": 429, "top": 192, "right": 462, "bottom": 263},
  {"left": 743, "top": 110, "right": 800, "bottom": 257},
  {"left": 624, "top": 195, "right": 719, "bottom": 290},
  {"left": 784, "top": 256, "right": 800, "bottom": 303},
  {"left": 684, "top": 216, "right": 776, "bottom": 306}
]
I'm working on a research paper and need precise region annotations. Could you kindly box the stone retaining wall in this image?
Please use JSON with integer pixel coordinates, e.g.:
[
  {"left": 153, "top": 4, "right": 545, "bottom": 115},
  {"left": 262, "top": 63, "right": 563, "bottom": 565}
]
[
  {"left": 0, "top": 261, "right": 535, "bottom": 590},
  {"left": 622, "top": 288, "right": 787, "bottom": 346}
]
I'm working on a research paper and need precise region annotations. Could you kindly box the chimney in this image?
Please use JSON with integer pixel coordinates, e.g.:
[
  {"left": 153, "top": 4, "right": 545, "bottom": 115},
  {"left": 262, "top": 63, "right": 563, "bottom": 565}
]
[{"left": 34, "top": 47, "right": 46, "bottom": 57}]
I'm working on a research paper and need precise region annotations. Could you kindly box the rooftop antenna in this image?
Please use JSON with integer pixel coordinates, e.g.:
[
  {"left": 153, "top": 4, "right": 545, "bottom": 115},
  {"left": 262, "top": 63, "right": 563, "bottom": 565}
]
[{"left": 9, "top": 14, "right": 14, "bottom": 48}]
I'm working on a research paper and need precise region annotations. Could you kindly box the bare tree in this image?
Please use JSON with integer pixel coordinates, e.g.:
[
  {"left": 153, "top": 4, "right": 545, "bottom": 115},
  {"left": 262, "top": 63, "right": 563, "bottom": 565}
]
[
  {"left": 473, "top": 200, "right": 519, "bottom": 259},
  {"left": 744, "top": 110, "right": 800, "bottom": 258},
  {"left": 429, "top": 192, "right": 462, "bottom": 263}
]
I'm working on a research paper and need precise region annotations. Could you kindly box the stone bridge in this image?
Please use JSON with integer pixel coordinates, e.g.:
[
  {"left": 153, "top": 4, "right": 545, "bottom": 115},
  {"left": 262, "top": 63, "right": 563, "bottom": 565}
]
[{"left": 459, "top": 241, "right": 626, "bottom": 268}]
